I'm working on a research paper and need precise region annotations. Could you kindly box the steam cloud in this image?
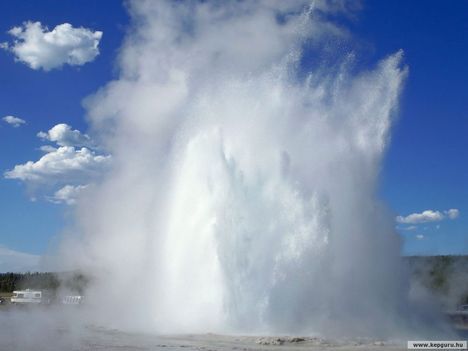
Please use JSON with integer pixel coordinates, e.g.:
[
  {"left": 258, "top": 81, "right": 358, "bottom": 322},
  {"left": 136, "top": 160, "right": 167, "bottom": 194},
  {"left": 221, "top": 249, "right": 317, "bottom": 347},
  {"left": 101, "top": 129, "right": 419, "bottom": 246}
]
[{"left": 61, "top": 0, "right": 419, "bottom": 337}]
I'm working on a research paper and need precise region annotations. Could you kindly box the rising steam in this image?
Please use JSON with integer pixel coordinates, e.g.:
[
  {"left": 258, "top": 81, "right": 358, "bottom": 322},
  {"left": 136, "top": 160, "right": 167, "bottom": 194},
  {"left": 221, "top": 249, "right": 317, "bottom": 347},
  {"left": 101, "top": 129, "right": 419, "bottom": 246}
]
[{"left": 64, "top": 0, "right": 412, "bottom": 336}]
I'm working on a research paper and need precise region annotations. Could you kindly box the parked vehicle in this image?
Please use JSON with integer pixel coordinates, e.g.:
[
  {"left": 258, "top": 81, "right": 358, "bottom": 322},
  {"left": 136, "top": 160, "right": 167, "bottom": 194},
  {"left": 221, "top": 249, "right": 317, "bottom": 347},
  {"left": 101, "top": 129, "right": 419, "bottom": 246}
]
[
  {"left": 11, "top": 289, "right": 43, "bottom": 304},
  {"left": 62, "top": 295, "right": 83, "bottom": 305}
]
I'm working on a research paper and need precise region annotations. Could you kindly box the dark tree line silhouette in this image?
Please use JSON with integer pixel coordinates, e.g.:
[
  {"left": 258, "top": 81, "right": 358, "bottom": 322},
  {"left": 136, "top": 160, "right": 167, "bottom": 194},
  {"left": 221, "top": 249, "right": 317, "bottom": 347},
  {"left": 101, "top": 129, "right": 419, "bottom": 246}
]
[
  {"left": 0, "top": 272, "right": 88, "bottom": 294},
  {"left": 0, "top": 257, "right": 466, "bottom": 305}
]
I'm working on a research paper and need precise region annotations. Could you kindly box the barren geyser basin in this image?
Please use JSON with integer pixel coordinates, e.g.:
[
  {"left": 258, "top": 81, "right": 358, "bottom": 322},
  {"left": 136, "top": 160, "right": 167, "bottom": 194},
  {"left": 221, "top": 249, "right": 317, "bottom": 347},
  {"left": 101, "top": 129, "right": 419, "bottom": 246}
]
[{"left": 46, "top": 0, "right": 442, "bottom": 339}]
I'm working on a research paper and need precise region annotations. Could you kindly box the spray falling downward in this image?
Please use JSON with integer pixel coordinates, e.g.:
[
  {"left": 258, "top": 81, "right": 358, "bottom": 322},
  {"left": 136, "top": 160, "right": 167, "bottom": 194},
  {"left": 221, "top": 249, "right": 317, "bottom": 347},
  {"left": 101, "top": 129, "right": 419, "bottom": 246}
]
[{"left": 71, "top": 0, "right": 409, "bottom": 336}]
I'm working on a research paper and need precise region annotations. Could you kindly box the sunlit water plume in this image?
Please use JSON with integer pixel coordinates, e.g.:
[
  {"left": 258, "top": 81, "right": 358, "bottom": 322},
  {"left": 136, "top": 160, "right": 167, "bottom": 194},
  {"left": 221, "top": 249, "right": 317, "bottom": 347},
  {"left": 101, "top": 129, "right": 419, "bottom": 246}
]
[{"left": 59, "top": 0, "right": 431, "bottom": 337}]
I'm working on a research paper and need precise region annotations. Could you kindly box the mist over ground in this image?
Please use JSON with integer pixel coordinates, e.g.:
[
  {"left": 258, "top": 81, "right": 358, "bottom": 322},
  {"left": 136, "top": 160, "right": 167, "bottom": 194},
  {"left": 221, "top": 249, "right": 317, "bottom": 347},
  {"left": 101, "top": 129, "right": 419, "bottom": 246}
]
[
  {"left": 2, "top": 1, "right": 464, "bottom": 348},
  {"left": 53, "top": 0, "right": 443, "bottom": 337}
]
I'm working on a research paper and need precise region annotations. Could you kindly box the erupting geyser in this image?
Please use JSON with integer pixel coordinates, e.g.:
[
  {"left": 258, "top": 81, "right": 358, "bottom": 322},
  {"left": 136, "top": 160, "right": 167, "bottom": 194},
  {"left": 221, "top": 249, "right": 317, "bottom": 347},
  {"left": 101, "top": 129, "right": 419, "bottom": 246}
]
[{"left": 65, "top": 0, "right": 411, "bottom": 336}]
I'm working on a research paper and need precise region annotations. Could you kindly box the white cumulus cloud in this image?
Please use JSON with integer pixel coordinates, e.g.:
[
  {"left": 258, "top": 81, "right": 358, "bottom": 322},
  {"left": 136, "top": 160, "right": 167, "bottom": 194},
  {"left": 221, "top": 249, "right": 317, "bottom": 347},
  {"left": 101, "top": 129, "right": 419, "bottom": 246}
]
[
  {"left": 4, "top": 146, "right": 110, "bottom": 184},
  {"left": 4, "top": 123, "right": 110, "bottom": 203},
  {"left": 445, "top": 208, "right": 459, "bottom": 219},
  {"left": 2, "top": 21, "right": 102, "bottom": 71},
  {"left": 38, "top": 123, "right": 93, "bottom": 148},
  {"left": 47, "top": 184, "right": 88, "bottom": 205},
  {"left": 396, "top": 209, "right": 460, "bottom": 224},
  {"left": 39, "top": 145, "right": 57, "bottom": 153},
  {"left": 415, "top": 234, "right": 424, "bottom": 240},
  {"left": 2, "top": 115, "right": 26, "bottom": 127}
]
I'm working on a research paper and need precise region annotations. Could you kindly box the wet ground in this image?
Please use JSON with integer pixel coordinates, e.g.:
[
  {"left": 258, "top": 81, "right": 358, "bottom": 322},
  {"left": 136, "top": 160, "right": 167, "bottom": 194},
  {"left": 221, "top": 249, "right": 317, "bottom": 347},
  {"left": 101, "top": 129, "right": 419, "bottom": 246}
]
[
  {"left": 0, "top": 307, "right": 466, "bottom": 351},
  {"left": 0, "top": 326, "right": 408, "bottom": 351}
]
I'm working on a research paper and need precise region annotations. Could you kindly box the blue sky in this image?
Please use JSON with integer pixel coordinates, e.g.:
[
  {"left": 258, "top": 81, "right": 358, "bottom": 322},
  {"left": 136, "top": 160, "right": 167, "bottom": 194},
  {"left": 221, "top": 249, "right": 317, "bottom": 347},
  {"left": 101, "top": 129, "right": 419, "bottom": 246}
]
[
  {"left": 354, "top": 1, "right": 468, "bottom": 255},
  {"left": 0, "top": 0, "right": 127, "bottom": 259},
  {"left": 0, "top": 0, "right": 466, "bottom": 270}
]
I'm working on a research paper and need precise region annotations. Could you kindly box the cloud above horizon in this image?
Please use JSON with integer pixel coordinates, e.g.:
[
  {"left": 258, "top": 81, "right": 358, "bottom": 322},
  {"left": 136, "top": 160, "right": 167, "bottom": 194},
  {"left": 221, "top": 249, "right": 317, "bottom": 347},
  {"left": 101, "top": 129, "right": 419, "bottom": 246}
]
[
  {"left": 2, "top": 115, "right": 26, "bottom": 127},
  {"left": 38, "top": 123, "right": 94, "bottom": 148},
  {"left": 1, "top": 21, "right": 102, "bottom": 71},
  {"left": 47, "top": 184, "right": 88, "bottom": 205},
  {"left": 4, "top": 146, "right": 110, "bottom": 184},
  {"left": 4, "top": 123, "right": 110, "bottom": 203},
  {"left": 396, "top": 209, "right": 460, "bottom": 224}
]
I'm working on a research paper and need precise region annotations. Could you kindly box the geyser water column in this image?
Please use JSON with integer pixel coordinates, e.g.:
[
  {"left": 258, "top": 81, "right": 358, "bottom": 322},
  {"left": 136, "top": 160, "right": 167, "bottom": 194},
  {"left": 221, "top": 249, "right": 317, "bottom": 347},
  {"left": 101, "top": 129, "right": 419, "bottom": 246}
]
[{"left": 73, "top": 0, "right": 409, "bottom": 335}]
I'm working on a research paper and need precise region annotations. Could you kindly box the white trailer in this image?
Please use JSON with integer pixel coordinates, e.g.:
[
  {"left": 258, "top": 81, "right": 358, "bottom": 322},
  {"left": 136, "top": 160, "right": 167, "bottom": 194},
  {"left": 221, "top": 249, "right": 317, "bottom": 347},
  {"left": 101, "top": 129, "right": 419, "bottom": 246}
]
[{"left": 11, "top": 289, "right": 42, "bottom": 304}]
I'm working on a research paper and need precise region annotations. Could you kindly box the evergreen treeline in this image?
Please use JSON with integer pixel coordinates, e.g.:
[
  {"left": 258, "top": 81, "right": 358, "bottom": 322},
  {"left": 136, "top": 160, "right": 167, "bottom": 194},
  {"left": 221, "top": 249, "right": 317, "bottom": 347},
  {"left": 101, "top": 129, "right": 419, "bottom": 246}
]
[
  {"left": 0, "top": 257, "right": 466, "bottom": 305},
  {"left": 406, "top": 255, "right": 467, "bottom": 291},
  {"left": 0, "top": 272, "right": 88, "bottom": 294},
  {"left": 406, "top": 255, "right": 468, "bottom": 306}
]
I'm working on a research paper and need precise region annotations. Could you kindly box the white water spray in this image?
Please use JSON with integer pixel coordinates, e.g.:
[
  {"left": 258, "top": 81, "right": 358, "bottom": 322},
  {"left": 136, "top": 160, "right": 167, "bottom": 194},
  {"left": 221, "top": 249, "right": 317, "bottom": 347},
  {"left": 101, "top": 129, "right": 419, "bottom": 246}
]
[{"left": 66, "top": 0, "right": 411, "bottom": 336}]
